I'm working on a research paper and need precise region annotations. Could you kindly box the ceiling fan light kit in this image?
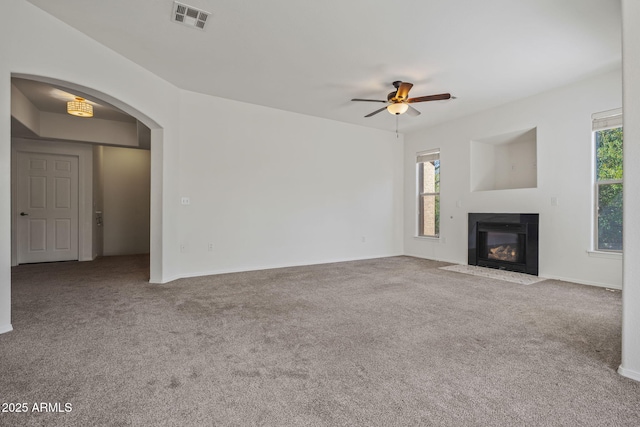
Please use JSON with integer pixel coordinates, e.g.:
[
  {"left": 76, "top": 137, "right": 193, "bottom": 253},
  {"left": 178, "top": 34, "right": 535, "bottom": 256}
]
[
  {"left": 387, "top": 103, "right": 409, "bottom": 115},
  {"left": 351, "top": 80, "right": 453, "bottom": 118}
]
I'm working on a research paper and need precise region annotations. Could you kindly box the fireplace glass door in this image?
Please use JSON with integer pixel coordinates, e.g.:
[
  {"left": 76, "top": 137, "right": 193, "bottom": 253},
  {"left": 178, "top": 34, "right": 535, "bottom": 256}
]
[
  {"left": 478, "top": 231, "right": 526, "bottom": 264},
  {"left": 477, "top": 222, "right": 527, "bottom": 266}
]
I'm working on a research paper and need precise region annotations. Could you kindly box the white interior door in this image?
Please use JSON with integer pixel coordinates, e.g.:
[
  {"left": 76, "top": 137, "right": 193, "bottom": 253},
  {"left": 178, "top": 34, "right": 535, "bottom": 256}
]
[{"left": 17, "top": 152, "right": 79, "bottom": 264}]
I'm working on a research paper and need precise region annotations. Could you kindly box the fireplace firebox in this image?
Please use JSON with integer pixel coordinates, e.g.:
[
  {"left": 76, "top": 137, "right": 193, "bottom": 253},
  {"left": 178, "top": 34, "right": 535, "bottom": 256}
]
[{"left": 468, "top": 213, "right": 539, "bottom": 275}]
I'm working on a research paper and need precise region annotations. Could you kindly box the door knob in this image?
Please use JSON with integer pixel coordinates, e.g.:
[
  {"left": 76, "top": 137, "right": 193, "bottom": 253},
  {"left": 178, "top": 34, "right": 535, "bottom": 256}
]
[{"left": 20, "top": 212, "right": 29, "bottom": 216}]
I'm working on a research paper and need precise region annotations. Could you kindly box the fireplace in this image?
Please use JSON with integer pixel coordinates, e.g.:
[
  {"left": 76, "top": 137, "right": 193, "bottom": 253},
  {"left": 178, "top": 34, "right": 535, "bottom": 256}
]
[{"left": 468, "top": 213, "right": 539, "bottom": 275}]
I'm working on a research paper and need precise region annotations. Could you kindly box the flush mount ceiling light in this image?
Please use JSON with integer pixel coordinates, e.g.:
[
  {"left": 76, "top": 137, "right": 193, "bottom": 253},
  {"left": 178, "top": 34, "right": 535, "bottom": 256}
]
[
  {"left": 67, "top": 97, "right": 93, "bottom": 118},
  {"left": 172, "top": 1, "right": 210, "bottom": 30}
]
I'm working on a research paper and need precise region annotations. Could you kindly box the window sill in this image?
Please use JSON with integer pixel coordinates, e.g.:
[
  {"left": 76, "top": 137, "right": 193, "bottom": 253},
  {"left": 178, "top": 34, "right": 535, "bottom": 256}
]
[
  {"left": 414, "top": 235, "right": 440, "bottom": 241},
  {"left": 587, "top": 250, "right": 622, "bottom": 260}
]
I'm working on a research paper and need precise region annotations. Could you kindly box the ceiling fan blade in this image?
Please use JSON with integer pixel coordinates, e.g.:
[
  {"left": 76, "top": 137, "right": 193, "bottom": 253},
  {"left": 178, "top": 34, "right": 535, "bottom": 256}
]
[
  {"left": 406, "top": 105, "right": 421, "bottom": 116},
  {"left": 352, "top": 98, "right": 387, "bottom": 103},
  {"left": 395, "top": 82, "right": 413, "bottom": 101},
  {"left": 364, "top": 106, "right": 389, "bottom": 118},
  {"left": 407, "top": 93, "right": 452, "bottom": 103}
]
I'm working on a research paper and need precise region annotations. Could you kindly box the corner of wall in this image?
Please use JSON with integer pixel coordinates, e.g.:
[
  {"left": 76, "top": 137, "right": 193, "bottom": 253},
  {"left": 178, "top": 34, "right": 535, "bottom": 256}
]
[{"left": 618, "top": 366, "right": 640, "bottom": 383}]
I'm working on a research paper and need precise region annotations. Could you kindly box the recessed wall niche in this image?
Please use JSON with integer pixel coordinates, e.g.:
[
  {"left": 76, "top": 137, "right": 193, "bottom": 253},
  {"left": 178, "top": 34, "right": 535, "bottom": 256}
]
[{"left": 470, "top": 127, "right": 537, "bottom": 191}]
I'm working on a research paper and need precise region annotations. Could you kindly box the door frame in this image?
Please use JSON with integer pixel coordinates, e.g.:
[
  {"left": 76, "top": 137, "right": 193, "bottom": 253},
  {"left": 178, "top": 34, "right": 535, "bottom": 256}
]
[{"left": 11, "top": 139, "right": 93, "bottom": 266}]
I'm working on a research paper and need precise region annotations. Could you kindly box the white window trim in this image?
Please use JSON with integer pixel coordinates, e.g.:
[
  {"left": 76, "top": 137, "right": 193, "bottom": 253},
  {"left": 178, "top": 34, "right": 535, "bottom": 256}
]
[
  {"left": 587, "top": 250, "right": 622, "bottom": 260},
  {"left": 592, "top": 108, "right": 622, "bottom": 131},
  {"left": 416, "top": 149, "right": 440, "bottom": 238},
  {"left": 592, "top": 109, "right": 623, "bottom": 253}
]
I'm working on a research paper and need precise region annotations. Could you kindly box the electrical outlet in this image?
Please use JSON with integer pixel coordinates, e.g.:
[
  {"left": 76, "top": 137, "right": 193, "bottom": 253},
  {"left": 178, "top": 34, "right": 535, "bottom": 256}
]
[
  {"left": 208, "top": 243, "right": 214, "bottom": 251},
  {"left": 180, "top": 244, "right": 187, "bottom": 253},
  {"left": 181, "top": 197, "right": 190, "bottom": 205}
]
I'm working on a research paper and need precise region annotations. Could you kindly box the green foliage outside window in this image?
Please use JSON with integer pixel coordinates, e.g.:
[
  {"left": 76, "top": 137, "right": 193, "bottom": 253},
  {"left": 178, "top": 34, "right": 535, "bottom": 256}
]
[
  {"left": 596, "top": 127, "right": 623, "bottom": 180},
  {"left": 596, "top": 127, "right": 623, "bottom": 251}
]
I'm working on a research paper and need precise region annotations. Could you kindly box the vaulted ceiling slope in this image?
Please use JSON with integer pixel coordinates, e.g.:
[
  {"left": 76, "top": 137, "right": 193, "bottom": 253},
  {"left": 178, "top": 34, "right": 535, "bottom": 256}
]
[{"left": 25, "top": 0, "right": 622, "bottom": 132}]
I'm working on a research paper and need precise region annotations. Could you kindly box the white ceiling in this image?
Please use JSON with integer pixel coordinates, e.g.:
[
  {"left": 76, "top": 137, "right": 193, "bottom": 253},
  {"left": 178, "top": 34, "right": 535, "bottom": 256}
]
[{"left": 24, "top": 0, "right": 622, "bottom": 133}]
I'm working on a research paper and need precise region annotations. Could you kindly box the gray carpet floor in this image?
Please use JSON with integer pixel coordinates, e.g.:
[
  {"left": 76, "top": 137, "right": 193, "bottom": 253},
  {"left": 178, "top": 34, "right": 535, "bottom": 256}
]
[{"left": 1, "top": 255, "right": 639, "bottom": 426}]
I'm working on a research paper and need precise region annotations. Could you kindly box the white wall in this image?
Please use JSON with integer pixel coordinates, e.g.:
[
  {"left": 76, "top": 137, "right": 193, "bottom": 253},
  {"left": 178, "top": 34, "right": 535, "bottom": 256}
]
[
  {"left": 1, "top": 0, "right": 182, "bottom": 333},
  {"left": 92, "top": 145, "right": 104, "bottom": 259},
  {"left": 494, "top": 132, "right": 537, "bottom": 190},
  {"left": 470, "top": 128, "right": 537, "bottom": 192},
  {"left": 404, "top": 69, "right": 623, "bottom": 288},
  {"left": 177, "top": 90, "right": 404, "bottom": 277},
  {"left": 102, "top": 146, "right": 150, "bottom": 256},
  {"left": 1, "top": 0, "right": 404, "bottom": 333},
  {"left": 11, "top": 84, "right": 40, "bottom": 134},
  {"left": 470, "top": 141, "right": 496, "bottom": 192},
  {"left": 619, "top": 0, "right": 640, "bottom": 382},
  {"left": 39, "top": 112, "right": 139, "bottom": 147}
]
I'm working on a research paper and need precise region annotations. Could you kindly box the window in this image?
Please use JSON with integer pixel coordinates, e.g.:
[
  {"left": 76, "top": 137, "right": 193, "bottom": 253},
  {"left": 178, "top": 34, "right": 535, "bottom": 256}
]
[
  {"left": 593, "top": 109, "right": 623, "bottom": 251},
  {"left": 417, "top": 150, "right": 440, "bottom": 237}
]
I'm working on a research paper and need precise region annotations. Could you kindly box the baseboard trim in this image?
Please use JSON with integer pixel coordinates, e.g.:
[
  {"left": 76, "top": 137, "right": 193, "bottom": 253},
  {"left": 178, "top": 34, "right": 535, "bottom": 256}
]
[
  {"left": 158, "top": 274, "right": 183, "bottom": 284},
  {"left": 404, "top": 254, "right": 464, "bottom": 265},
  {"left": 0, "top": 324, "right": 14, "bottom": 335},
  {"left": 618, "top": 366, "right": 640, "bottom": 382},
  {"left": 540, "top": 273, "right": 622, "bottom": 290},
  {"left": 163, "top": 253, "right": 405, "bottom": 284},
  {"left": 157, "top": 254, "right": 622, "bottom": 290}
]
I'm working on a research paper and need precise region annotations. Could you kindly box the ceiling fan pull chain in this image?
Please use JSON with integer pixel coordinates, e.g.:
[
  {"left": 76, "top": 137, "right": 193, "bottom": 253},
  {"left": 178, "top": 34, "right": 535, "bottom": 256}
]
[{"left": 396, "top": 115, "right": 399, "bottom": 138}]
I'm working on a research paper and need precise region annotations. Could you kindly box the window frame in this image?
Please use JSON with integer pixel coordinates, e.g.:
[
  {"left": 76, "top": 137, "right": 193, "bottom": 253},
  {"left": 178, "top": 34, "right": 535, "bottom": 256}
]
[
  {"left": 416, "top": 149, "right": 440, "bottom": 238},
  {"left": 594, "top": 179, "right": 623, "bottom": 252},
  {"left": 592, "top": 108, "right": 623, "bottom": 253}
]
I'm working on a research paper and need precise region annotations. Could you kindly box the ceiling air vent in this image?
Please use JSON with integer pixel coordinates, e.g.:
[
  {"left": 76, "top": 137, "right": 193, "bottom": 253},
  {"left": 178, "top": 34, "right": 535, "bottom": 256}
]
[{"left": 172, "top": 2, "right": 210, "bottom": 30}]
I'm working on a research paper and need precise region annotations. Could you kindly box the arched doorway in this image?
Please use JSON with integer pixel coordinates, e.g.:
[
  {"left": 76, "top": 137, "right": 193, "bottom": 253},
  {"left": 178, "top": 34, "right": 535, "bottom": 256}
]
[{"left": 10, "top": 74, "right": 163, "bottom": 283}]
